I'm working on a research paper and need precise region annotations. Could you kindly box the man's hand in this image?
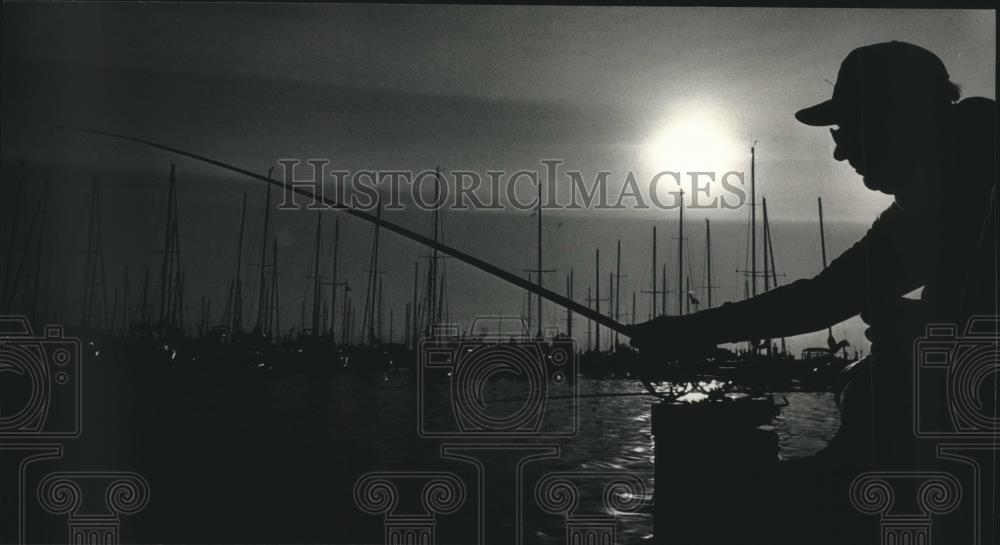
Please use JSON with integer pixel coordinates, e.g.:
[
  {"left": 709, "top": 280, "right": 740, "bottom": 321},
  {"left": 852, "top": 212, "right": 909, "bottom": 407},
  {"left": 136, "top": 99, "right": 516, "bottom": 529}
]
[{"left": 625, "top": 316, "right": 718, "bottom": 361}]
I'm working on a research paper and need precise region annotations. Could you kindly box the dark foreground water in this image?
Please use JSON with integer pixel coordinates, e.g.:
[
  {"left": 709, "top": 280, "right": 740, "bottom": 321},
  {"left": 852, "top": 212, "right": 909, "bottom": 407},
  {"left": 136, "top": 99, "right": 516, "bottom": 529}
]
[{"left": 17, "top": 356, "right": 840, "bottom": 544}]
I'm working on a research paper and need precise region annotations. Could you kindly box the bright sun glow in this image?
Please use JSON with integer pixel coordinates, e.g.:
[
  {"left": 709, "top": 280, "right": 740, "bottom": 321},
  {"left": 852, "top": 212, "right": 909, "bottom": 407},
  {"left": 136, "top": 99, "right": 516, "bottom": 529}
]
[{"left": 643, "top": 102, "right": 744, "bottom": 178}]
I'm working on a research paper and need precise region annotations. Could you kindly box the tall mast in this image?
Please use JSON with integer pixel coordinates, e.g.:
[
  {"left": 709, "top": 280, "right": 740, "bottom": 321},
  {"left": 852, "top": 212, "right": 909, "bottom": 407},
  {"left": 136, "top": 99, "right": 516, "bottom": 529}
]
[
  {"left": 685, "top": 275, "right": 691, "bottom": 315},
  {"left": 377, "top": 277, "right": 384, "bottom": 342},
  {"left": 750, "top": 143, "right": 757, "bottom": 298},
  {"left": 651, "top": 227, "right": 657, "bottom": 316},
  {"left": 428, "top": 168, "right": 440, "bottom": 331},
  {"left": 177, "top": 271, "right": 186, "bottom": 333},
  {"left": 523, "top": 180, "right": 554, "bottom": 338},
  {"left": 198, "top": 295, "right": 207, "bottom": 336},
  {"left": 607, "top": 273, "right": 613, "bottom": 348},
  {"left": 232, "top": 192, "right": 247, "bottom": 335},
  {"left": 404, "top": 303, "right": 410, "bottom": 347},
  {"left": 614, "top": 241, "right": 622, "bottom": 347},
  {"left": 255, "top": 169, "right": 273, "bottom": 333},
  {"left": 363, "top": 201, "right": 383, "bottom": 345},
  {"left": 525, "top": 271, "right": 533, "bottom": 333},
  {"left": 763, "top": 197, "right": 771, "bottom": 293},
  {"left": 705, "top": 219, "right": 713, "bottom": 309},
  {"left": 271, "top": 239, "right": 280, "bottom": 339},
  {"left": 310, "top": 212, "right": 322, "bottom": 340},
  {"left": 411, "top": 261, "right": 419, "bottom": 347},
  {"left": 345, "top": 297, "right": 353, "bottom": 345},
  {"left": 594, "top": 249, "right": 601, "bottom": 352},
  {"left": 299, "top": 297, "right": 306, "bottom": 338},
  {"left": 158, "top": 165, "right": 177, "bottom": 329},
  {"left": 329, "top": 219, "right": 339, "bottom": 339},
  {"left": 677, "top": 189, "right": 685, "bottom": 316},
  {"left": 537, "top": 179, "right": 543, "bottom": 337},
  {"left": 766, "top": 201, "right": 785, "bottom": 354},
  {"left": 565, "top": 270, "right": 574, "bottom": 337},
  {"left": 661, "top": 263, "right": 667, "bottom": 317},
  {"left": 82, "top": 178, "right": 108, "bottom": 329}
]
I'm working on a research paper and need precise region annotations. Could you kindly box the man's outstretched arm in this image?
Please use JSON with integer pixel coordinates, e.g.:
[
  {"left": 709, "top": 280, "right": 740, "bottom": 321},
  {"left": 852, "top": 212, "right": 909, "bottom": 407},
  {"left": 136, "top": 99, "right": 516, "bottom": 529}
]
[{"left": 628, "top": 204, "right": 926, "bottom": 348}]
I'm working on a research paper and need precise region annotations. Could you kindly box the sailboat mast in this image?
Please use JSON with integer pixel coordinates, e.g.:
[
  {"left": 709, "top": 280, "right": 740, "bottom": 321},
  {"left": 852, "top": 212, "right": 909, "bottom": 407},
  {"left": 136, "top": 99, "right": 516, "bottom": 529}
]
[
  {"left": 607, "top": 273, "right": 613, "bottom": 347},
  {"left": 565, "top": 270, "right": 574, "bottom": 337},
  {"left": 651, "top": 227, "right": 657, "bottom": 317},
  {"left": 594, "top": 248, "right": 601, "bottom": 352},
  {"left": 271, "top": 239, "right": 280, "bottom": 339},
  {"left": 329, "top": 219, "right": 339, "bottom": 339},
  {"left": 536, "top": 178, "right": 543, "bottom": 337},
  {"left": 766, "top": 200, "right": 785, "bottom": 354},
  {"left": 751, "top": 143, "right": 757, "bottom": 298},
  {"left": 677, "top": 189, "right": 684, "bottom": 315},
  {"left": 411, "top": 261, "right": 419, "bottom": 346},
  {"left": 429, "top": 168, "right": 440, "bottom": 329},
  {"left": 586, "top": 287, "right": 592, "bottom": 351},
  {"left": 232, "top": 192, "right": 247, "bottom": 335},
  {"left": 255, "top": 170, "right": 272, "bottom": 333},
  {"left": 614, "top": 241, "right": 621, "bottom": 347},
  {"left": 763, "top": 197, "right": 771, "bottom": 292},
  {"left": 661, "top": 263, "right": 667, "bottom": 318},
  {"left": 310, "top": 212, "right": 322, "bottom": 339},
  {"left": 158, "top": 166, "right": 176, "bottom": 328},
  {"left": 705, "top": 219, "right": 713, "bottom": 308}
]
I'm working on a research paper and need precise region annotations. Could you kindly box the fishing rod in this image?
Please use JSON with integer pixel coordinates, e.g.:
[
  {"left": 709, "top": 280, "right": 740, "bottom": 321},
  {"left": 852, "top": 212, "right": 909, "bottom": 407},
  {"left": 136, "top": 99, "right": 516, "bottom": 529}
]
[{"left": 56, "top": 126, "right": 630, "bottom": 336}]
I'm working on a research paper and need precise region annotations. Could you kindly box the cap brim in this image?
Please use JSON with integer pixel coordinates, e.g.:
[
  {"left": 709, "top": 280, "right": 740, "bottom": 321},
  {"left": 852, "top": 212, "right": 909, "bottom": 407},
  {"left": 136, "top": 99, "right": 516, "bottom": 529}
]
[{"left": 795, "top": 99, "right": 839, "bottom": 126}]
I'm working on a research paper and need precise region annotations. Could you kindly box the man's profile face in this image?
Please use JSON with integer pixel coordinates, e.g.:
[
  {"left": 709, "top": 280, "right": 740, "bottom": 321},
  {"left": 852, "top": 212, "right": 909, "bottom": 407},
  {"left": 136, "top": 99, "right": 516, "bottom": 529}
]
[{"left": 829, "top": 108, "right": 927, "bottom": 198}]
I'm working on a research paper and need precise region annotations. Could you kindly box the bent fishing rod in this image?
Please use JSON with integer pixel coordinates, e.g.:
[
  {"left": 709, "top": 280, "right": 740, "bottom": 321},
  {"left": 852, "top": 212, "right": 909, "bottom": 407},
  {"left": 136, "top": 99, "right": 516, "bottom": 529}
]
[{"left": 57, "top": 126, "right": 629, "bottom": 337}]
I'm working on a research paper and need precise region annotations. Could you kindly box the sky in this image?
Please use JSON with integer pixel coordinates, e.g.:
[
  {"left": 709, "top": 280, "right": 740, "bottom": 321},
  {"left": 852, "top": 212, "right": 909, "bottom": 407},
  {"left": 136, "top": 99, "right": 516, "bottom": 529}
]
[{"left": 1, "top": 5, "right": 995, "bottom": 352}]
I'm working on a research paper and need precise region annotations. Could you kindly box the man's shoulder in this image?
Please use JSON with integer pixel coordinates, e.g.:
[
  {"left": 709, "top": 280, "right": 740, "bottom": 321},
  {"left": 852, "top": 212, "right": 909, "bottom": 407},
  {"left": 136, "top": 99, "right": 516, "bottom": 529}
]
[
  {"left": 952, "top": 97, "right": 995, "bottom": 135},
  {"left": 955, "top": 96, "right": 996, "bottom": 113},
  {"left": 951, "top": 97, "right": 996, "bottom": 184}
]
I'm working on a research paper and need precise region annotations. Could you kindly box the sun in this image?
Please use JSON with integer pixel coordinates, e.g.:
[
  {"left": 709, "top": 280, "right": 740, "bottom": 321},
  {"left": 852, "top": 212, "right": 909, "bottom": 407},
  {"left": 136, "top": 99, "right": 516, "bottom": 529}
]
[{"left": 643, "top": 102, "right": 743, "bottom": 177}]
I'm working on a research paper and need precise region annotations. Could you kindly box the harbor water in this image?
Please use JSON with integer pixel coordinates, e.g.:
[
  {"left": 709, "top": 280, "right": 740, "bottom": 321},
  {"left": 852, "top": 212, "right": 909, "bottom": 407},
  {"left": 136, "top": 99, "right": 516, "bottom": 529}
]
[{"left": 72, "top": 355, "right": 840, "bottom": 544}]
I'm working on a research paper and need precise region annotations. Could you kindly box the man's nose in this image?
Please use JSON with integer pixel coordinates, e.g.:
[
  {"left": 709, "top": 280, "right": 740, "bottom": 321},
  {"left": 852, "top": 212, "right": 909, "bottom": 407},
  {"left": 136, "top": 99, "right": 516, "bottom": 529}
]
[{"left": 833, "top": 142, "right": 849, "bottom": 162}]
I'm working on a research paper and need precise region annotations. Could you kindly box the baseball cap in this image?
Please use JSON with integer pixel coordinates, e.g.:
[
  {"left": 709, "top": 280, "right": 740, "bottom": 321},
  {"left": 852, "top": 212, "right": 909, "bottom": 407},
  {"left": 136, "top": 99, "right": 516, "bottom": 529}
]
[{"left": 795, "top": 41, "right": 952, "bottom": 127}]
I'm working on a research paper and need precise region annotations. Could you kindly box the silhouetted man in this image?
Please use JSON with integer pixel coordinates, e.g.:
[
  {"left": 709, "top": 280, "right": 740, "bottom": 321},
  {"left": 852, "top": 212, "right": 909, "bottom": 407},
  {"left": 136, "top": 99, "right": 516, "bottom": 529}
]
[{"left": 628, "top": 41, "right": 996, "bottom": 543}]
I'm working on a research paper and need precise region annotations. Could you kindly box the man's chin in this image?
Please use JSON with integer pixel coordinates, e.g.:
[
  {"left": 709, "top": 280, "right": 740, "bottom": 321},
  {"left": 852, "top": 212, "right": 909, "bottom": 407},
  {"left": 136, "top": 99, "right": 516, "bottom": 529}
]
[{"left": 862, "top": 173, "right": 896, "bottom": 195}]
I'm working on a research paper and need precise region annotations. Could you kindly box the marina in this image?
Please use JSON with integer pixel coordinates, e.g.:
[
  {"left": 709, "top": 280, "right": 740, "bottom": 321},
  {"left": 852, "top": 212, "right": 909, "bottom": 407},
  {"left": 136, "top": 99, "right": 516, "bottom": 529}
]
[{"left": 2, "top": 5, "right": 994, "bottom": 545}]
